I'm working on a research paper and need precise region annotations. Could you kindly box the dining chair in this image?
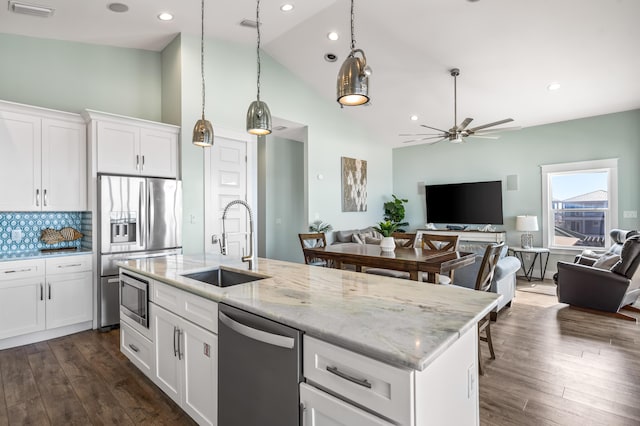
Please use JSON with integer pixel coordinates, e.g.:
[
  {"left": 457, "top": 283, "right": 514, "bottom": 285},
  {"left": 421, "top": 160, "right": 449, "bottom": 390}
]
[
  {"left": 459, "top": 242, "right": 504, "bottom": 375},
  {"left": 391, "top": 232, "right": 417, "bottom": 248},
  {"left": 419, "top": 233, "right": 460, "bottom": 284},
  {"left": 298, "top": 233, "right": 331, "bottom": 267}
]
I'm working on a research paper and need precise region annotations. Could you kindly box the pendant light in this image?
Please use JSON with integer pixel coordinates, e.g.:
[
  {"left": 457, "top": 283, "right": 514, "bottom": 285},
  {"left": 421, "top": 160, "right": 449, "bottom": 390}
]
[
  {"left": 246, "top": 0, "right": 272, "bottom": 135},
  {"left": 336, "top": 0, "right": 371, "bottom": 106},
  {"left": 192, "top": 0, "right": 214, "bottom": 147}
]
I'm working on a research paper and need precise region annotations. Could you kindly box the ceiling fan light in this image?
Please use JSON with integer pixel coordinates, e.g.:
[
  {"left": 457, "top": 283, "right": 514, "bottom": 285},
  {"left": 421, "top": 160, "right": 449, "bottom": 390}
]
[
  {"left": 193, "top": 118, "right": 214, "bottom": 147},
  {"left": 246, "top": 100, "right": 272, "bottom": 135},
  {"left": 337, "top": 53, "right": 369, "bottom": 106}
]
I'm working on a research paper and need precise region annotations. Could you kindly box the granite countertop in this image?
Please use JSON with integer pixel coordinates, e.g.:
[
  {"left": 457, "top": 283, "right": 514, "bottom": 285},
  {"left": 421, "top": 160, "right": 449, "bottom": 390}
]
[
  {"left": 0, "top": 247, "right": 93, "bottom": 261},
  {"left": 119, "top": 253, "right": 500, "bottom": 371}
]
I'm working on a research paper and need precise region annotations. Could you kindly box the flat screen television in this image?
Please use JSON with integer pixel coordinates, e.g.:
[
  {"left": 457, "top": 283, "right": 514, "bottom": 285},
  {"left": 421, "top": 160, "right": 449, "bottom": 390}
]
[{"left": 425, "top": 180, "right": 504, "bottom": 225}]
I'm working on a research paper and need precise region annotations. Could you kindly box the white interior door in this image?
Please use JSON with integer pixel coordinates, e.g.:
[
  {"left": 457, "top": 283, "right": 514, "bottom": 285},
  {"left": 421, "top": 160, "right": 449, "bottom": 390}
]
[{"left": 204, "top": 129, "right": 256, "bottom": 256}]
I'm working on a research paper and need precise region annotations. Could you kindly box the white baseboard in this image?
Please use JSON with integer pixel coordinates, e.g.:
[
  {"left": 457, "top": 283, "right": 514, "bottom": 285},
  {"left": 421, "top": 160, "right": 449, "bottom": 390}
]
[{"left": 0, "top": 321, "right": 93, "bottom": 350}]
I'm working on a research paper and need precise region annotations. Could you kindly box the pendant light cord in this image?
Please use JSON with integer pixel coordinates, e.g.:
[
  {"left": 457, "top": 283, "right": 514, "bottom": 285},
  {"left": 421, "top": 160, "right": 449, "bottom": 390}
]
[
  {"left": 256, "top": 0, "right": 262, "bottom": 102},
  {"left": 200, "top": 0, "right": 206, "bottom": 119},
  {"left": 350, "top": 0, "right": 356, "bottom": 52}
]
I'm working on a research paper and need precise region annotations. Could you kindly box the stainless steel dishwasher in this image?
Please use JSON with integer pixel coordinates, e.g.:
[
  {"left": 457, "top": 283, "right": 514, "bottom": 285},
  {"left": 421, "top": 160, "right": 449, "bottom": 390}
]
[{"left": 218, "top": 303, "right": 302, "bottom": 426}]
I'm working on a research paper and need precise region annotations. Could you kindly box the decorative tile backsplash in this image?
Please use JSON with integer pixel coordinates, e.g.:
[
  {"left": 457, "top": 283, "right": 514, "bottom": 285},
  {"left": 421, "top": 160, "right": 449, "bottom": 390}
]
[{"left": 0, "top": 212, "right": 89, "bottom": 254}]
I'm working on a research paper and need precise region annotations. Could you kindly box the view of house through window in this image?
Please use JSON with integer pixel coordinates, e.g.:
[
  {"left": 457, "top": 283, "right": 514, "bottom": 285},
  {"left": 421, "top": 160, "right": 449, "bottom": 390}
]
[{"left": 541, "top": 159, "right": 618, "bottom": 250}]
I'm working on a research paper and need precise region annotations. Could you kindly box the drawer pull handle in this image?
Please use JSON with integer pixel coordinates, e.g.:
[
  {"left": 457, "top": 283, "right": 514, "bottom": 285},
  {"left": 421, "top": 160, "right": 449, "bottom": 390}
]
[
  {"left": 3, "top": 268, "right": 32, "bottom": 274},
  {"left": 129, "top": 343, "right": 140, "bottom": 353},
  {"left": 326, "top": 365, "right": 372, "bottom": 389},
  {"left": 58, "top": 263, "right": 82, "bottom": 268}
]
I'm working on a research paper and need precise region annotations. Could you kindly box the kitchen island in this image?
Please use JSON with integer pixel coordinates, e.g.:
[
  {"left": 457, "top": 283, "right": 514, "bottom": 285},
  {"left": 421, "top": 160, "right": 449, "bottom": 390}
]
[{"left": 119, "top": 253, "right": 500, "bottom": 425}]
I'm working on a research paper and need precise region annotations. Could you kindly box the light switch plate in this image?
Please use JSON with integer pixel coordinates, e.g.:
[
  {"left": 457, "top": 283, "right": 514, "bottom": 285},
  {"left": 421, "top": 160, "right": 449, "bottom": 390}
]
[
  {"left": 623, "top": 210, "right": 637, "bottom": 219},
  {"left": 11, "top": 229, "right": 22, "bottom": 242}
]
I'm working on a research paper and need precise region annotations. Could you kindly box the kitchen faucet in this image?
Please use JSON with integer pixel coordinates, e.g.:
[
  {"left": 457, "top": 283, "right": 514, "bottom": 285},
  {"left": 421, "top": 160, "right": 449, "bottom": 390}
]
[{"left": 220, "top": 199, "right": 256, "bottom": 270}]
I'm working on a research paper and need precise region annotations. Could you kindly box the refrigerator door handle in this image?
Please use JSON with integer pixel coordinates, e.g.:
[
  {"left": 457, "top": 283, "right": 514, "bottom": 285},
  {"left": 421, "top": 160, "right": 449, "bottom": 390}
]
[
  {"left": 219, "top": 312, "right": 295, "bottom": 349},
  {"left": 148, "top": 181, "right": 154, "bottom": 242},
  {"left": 138, "top": 180, "right": 145, "bottom": 248}
]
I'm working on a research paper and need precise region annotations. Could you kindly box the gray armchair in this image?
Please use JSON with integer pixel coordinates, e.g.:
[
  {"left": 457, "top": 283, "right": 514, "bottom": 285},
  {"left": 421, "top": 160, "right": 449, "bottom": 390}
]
[{"left": 556, "top": 232, "right": 640, "bottom": 321}]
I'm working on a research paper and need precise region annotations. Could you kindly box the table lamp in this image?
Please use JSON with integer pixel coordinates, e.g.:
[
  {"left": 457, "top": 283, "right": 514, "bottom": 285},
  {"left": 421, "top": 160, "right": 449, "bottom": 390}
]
[{"left": 516, "top": 215, "right": 538, "bottom": 249}]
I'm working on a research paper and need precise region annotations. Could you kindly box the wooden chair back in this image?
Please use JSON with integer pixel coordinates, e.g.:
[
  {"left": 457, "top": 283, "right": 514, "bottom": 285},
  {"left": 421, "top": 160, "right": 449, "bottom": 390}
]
[
  {"left": 475, "top": 242, "right": 505, "bottom": 292},
  {"left": 391, "top": 232, "right": 417, "bottom": 248},
  {"left": 420, "top": 233, "right": 460, "bottom": 252},
  {"left": 298, "top": 233, "right": 328, "bottom": 265}
]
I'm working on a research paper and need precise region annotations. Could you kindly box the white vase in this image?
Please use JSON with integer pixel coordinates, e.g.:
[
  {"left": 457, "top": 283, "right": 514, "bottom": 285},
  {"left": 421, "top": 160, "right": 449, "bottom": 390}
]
[{"left": 380, "top": 236, "right": 395, "bottom": 252}]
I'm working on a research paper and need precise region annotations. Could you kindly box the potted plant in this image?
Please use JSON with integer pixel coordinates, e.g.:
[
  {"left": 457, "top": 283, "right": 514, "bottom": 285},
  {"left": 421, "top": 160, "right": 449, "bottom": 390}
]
[
  {"left": 383, "top": 195, "right": 409, "bottom": 231},
  {"left": 309, "top": 220, "right": 333, "bottom": 233},
  {"left": 373, "top": 220, "right": 399, "bottom": 252}
]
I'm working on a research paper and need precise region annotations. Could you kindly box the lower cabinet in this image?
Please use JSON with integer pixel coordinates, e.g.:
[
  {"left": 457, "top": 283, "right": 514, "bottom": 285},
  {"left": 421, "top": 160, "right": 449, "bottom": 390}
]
[
  {"left": 0, "top": 276, "right": 46, "bottom": 340},
  {"left": 152, "top": 302, "right": 218, "bottom": 426},
  {"left": 0, "top": 255, "right": 92, "bottom": 347},
  {"left": 300, "top": 383, "right": 394, "bottom": 426}
]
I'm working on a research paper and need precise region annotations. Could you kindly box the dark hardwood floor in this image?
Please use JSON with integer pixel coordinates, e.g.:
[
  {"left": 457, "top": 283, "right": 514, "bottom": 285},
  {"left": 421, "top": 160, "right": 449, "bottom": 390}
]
[{"left": 0, "top": 280, "right": 638, "bottom": 425}]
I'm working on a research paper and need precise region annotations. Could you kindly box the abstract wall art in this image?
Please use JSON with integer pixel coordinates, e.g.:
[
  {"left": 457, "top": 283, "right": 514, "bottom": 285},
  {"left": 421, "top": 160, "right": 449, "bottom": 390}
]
[{"left": 341, "top": 156, "right": 367, "bottom": 212}]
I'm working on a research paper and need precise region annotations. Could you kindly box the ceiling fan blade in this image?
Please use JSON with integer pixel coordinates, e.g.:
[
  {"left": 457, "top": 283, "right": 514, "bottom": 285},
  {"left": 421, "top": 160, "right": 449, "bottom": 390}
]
[
  {"left": 456, "top": 118, "right": 473, "bottom": 131},
  {"left": 467, "top": 135, "right": 500, "bottom": 140},
  {"left": 473, "top": 126, "right": 522, "bottom": 135},
  {"left": 467, "top": 118, "right": 514, "bottom": 132},
  {"left": 402, "top": 135, "right": 447, "bottom": 144},
  {"left": 398, "top": 133, "right": 444, "bottom": 137},
  {"left": 420, "top": 124, "right": 449, "bottom": 133}
]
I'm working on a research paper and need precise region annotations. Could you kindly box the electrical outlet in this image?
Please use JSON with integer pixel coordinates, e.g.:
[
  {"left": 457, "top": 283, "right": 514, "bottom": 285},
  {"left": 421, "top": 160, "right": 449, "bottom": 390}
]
[
  {"left": 189, "top": 214, "right": 197, "bottom": 224},
  {"left": 623, "top": 210, "right": 637, "bottom": 219},
  {"left": 11, "top": 229, "right": 22, "bottom": 242}
]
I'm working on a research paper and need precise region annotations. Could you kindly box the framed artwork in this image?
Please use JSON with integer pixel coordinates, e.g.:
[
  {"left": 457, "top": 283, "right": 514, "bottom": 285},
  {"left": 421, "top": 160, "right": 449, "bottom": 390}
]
[{"left": 341, "top": 156, "right": 367, "bottom": 212}]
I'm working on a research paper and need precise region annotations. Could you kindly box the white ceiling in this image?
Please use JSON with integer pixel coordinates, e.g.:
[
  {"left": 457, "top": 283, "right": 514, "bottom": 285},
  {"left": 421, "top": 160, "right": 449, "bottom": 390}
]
[{"left": 2, "top": 0, "right": 639, "bottom": 147}]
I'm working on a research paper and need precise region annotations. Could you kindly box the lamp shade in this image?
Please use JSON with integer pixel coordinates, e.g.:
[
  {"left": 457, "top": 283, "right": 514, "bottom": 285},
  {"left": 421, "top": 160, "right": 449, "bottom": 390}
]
[
  {"left": 336, "top": 51, "right": 369, "bottom": 106},
  {"left": 246, "top": 100, "right": 272, "bottom": 135},
  {"left": 192, "top": 118, "right": 214, "bottom": 147},
  {"left": 516, "top": 215, "right": 539, "bottom": 232}
]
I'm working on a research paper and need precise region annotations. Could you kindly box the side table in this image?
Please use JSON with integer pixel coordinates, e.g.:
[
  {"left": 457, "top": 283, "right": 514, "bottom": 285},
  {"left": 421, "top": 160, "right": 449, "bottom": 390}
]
[{"left": 508, "top": 247, "right": 550, "bottom": 282}]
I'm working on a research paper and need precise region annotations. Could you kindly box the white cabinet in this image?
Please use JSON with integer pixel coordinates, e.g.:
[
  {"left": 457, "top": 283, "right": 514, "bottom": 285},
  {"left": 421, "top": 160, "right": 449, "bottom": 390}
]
[
  {"left": 300, "top": 383, "right": 394, "bottom": 426},
  {"left": 0, "top": 259, "right": 46, "bottom": 340},
  {"left": 152, "top": 303, "right": 217, "bottom": 426},
  {"left": 0, "top": 255, "right": 92, "bottom": 346},
  {"left": 85, "top": 110, "right": 179, "bottom": 178},
  {"left": 0, "top": 102, "right": 86, "bottom": 211},
  {"left": 303, "top": 327, "right": 479, "bottom": 426}
]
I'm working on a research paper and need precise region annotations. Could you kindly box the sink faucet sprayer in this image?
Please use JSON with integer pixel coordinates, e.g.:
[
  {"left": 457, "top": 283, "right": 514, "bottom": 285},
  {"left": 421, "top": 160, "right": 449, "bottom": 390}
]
[{"left": 220, "top": 200, "right": 256, "bottom": 270}]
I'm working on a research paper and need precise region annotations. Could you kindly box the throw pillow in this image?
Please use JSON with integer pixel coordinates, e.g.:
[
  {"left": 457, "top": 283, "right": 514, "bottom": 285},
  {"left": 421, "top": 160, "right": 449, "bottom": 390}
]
[
  {"left": 351, "top": 233, "right": 365, "bottom": 244},
  {"left": 365, "top": 236, "right": 382, "bottom": 245},
  {"left": 336, "top": 229, "right": 356, "bottom": 243},
  {"left": 591, "top": 253, "right": 620, "bottom": 270}
]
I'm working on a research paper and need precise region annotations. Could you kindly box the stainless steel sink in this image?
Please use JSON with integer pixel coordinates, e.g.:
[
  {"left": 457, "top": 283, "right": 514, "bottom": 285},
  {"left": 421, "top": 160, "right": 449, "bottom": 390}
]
[{"left": 181, "top": 268, "right": 267, "bottom": 287}]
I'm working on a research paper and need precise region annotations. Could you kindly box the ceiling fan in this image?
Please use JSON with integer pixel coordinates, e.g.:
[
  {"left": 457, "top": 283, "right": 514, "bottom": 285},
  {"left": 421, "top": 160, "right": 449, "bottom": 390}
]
[{"left": 400, "top": 68, "right": 520, "bottom": 145}]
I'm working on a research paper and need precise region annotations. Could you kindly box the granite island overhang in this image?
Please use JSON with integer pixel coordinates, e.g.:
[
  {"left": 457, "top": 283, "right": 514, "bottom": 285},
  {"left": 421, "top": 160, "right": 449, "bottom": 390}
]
[{"left": 119, "top": 253, "right": 500, "bottom": 372}]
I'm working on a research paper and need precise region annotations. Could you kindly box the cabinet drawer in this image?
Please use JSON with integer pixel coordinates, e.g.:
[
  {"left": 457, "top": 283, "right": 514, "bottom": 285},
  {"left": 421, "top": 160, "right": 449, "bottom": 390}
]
[
  {"left": 46, "top": 254, "right": 92, "bottom": 275},
  {"left": 0, "top": 259, "right": 45, "bottom": 281},
  {"left": 121, "top": 321, "right": 154, "bottom": 378},
  {"left": 154, "top": 281, "right": 218, "bottom": 334},
  {"left": 303, "top": 336, "right": 413, "bottom": 425}
]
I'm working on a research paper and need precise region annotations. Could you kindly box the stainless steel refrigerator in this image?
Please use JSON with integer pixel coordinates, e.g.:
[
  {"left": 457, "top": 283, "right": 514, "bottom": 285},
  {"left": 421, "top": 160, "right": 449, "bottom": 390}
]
[{"left": 98, "top": 175, "right": 182, "bottom": 330}]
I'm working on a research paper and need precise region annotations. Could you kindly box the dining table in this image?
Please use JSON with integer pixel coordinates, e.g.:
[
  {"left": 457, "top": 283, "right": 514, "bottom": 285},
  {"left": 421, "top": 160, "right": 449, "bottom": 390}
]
[{"left": 303, "top": 243, "right": 475, "bottom": 283}]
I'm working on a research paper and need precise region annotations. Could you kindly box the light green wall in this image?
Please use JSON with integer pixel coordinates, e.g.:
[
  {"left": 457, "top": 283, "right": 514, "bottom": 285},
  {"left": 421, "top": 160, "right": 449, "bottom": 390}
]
[
  {"left": 0, "top": 33, "right": 161, "bottom": 120},
  {"left": 393, "top": 109, "right": 640, "bottom": 270},
  {"left": 178, "top": 34, "right": 392, "bottom": 254},
  {"left": 161, "top": 35, "right": 182, "bottom": 127},
  {"left": 259, "top": 136, "right": 305, "bottom": 262}
]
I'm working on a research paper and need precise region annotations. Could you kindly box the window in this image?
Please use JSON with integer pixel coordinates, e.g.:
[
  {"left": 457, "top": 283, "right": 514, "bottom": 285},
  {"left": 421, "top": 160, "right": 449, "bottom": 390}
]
[{"left": 541, "top": 159, "right": 618, "bottom": 251}]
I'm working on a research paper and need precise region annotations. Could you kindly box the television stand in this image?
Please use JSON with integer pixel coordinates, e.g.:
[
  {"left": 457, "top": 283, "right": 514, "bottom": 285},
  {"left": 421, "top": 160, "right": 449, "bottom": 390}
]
[{"left": 417, "top": 229, "right": 506, "bottom": 244}]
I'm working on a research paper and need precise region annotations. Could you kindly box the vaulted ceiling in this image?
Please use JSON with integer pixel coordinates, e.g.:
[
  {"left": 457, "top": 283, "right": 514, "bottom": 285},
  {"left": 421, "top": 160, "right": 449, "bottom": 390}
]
[{"left": 2, "top": 0, "right": 639, "bottom": 146}]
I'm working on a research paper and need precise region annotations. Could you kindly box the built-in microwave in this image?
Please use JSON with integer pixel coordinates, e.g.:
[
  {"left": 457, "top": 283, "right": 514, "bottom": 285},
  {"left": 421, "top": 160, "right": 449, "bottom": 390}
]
[{"left": 120, "top": 272, "right": 149, "bottom": 328}]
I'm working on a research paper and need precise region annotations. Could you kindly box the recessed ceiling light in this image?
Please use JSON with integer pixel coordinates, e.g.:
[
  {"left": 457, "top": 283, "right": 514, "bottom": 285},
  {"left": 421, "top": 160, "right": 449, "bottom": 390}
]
[
  {"left": 107, "top": 3, "right": 129, "bottom": 13},
  {"left": 324, "top": 53, "right": 337, "bottom": 62},
  {"left": 410, "top": 115, "right": 419, "bottom": 121},
  {"left": 158, "top": 12, "right": 173, "bottom": 21},
  {"left": 547, "top": 82, "right": 561, "bottom": 91},
  {"left": 280, "top": 4, "right": 294, "bottom": 12},
  {"left": 327, "top": 32, "right": 339, "bottom": 41}
]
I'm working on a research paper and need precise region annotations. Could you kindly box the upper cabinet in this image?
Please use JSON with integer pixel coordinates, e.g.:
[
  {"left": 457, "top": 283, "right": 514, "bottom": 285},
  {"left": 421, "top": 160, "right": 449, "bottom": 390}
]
[
  {"left": 84, "top": 110, "right": 179, "bottom": 178},
  {"left": 0, "top": 101, "right": 87, "bottom": 212}
]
